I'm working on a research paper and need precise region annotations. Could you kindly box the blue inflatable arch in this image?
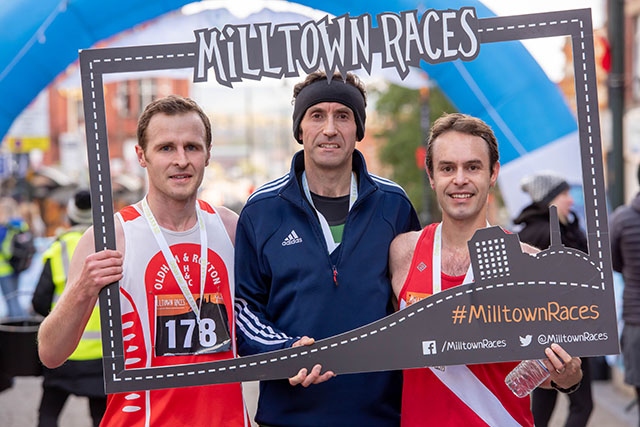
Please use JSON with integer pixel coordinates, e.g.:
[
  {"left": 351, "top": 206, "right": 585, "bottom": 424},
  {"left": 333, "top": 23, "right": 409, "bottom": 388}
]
[{"left": 0, "top": 0, "right": 580, "bottom": 215}]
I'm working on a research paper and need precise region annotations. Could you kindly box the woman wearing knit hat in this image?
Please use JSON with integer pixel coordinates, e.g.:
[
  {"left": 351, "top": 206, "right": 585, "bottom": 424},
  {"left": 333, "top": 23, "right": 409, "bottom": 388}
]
[
  {"left": 65, "top": 189, "right": 92, "bottom": 226},
  {"left": 513, "top": 171, "right": 593, "bottom": 427}
]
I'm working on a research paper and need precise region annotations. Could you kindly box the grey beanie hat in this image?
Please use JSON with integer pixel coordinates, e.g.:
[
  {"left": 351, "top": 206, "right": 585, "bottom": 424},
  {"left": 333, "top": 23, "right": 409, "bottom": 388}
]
[
  {"left": 67, "top": 189, "right": 93, "bottom": 225},
  {"left": 520, "top": 171, "right": 570, "bottom": 206}
]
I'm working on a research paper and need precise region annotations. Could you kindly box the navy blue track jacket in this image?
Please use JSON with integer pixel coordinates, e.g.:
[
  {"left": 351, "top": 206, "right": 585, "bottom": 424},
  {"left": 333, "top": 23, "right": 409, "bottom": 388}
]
[{"left": 235, "top": 149, "right": 421, "bottom": 427}]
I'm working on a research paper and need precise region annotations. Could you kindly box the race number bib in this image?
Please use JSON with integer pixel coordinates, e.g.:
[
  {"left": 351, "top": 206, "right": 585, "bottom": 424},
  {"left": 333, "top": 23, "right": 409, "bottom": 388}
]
[{"left": 155, "top": 293, "right": 231, "bottom": 356}]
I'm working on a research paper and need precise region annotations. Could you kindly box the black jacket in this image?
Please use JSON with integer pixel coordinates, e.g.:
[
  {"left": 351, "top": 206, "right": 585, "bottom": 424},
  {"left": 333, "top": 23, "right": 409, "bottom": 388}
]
[
  {"left": 610, "top": 193, "right": 640, "bottom": 324},
  {"left": 513, "top": 202, "right": 588, "bottom": 253}
]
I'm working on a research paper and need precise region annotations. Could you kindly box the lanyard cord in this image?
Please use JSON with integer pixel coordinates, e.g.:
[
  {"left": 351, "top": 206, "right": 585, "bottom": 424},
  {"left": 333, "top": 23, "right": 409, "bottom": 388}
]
[
  {"left": 432, "top": 222, "right": 484, "bottom": 292},
  {"left": 141, "top": 198, "right": 208, "bottom": 323},
  {"left": 302, "top": 171, "right": 358, "bottom": 253}
]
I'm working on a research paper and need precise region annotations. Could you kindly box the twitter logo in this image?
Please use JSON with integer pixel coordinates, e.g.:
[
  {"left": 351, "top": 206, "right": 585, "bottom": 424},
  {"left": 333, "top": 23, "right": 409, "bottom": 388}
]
[{"left": 519, "top": 335, "right": 532, "bottom": 347}]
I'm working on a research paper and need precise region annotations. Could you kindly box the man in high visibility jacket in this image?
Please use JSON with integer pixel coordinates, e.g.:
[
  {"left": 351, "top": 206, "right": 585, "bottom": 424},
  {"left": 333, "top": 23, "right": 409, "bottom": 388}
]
[
  {"left": 0, "top": 196, "right": 30, "bottom": 319},
  {"left": 32, "top": 189, "right": 105, "bottom": 427}
]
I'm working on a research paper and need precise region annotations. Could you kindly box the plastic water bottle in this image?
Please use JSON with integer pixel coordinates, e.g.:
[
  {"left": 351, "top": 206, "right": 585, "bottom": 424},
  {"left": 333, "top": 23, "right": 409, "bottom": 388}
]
[{"left": 505, "top": 359, "right": 550, "bottom": 398}]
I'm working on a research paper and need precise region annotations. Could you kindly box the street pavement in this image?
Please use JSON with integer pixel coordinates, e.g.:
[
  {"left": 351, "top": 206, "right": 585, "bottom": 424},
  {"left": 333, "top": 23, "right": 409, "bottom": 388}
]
[{"left": 0, "top": 372, "right": 637, "bottom": 426}]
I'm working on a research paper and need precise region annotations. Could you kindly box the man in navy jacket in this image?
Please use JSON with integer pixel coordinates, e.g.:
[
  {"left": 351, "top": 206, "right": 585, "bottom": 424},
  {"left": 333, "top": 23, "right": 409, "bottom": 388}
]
[{"left": 235, "top": 70, "right": 421, "bottom": 427}]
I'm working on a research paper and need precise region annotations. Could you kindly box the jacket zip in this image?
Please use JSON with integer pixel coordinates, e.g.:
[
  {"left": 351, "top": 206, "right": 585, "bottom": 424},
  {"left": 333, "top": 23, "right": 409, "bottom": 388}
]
[{"left": 282, "top": 163, "right": 376, "bottom": 289}]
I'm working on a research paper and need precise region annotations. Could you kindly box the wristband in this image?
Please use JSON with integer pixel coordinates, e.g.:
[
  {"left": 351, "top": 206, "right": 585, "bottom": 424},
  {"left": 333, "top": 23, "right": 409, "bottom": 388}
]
[{"left": 551, "top": 379, "right": 581, "bottom": 394}]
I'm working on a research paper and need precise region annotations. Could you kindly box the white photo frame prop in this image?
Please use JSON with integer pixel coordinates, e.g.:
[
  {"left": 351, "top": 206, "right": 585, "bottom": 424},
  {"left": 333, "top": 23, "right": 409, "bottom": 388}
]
[{"left": 79, "top": 7, "right": 618, "bottom": 393}]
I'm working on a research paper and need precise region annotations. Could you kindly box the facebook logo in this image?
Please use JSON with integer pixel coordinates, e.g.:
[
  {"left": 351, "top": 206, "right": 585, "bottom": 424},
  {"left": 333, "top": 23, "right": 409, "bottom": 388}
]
[{"left": 422, "top": 340, "right": 437, "bottom": 355}]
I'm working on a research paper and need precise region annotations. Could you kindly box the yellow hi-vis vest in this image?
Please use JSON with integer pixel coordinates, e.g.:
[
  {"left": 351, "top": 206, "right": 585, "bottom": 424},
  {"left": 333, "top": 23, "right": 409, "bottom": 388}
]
[
  {"left": 0, "top": 221, "right": 28, "bottom": 276},
  {"left": 46, "top": 228, "right": 102, "bottom": 361}
]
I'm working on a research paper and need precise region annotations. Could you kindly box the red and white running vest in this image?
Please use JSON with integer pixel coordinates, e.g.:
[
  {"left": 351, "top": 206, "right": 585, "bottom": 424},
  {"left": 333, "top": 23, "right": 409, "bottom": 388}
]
[
  {"left": 101, "top": 200, "right": 247, "bottom": 427},
  {"left": 397, "top": 223, "right": 533, "bottom": 427}
]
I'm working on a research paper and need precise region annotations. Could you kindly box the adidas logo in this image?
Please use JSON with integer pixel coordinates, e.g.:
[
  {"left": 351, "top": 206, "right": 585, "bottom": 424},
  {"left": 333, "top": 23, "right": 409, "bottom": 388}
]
[{"left": 282, "top": 230, "right": 303, "bottom": 246}]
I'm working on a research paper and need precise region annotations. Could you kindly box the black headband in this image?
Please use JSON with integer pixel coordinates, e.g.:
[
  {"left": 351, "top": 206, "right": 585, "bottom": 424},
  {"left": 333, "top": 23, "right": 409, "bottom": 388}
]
[{"left": 292, "top": 78, "right": 366, "bottom": 144}]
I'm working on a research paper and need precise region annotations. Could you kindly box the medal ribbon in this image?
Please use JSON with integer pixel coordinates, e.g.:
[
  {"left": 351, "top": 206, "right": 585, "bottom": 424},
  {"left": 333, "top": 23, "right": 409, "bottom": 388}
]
[
  {"left": 302, "top": 171, "right": 358, "bottom": 253},
  {"left": 432, "top": 222, "right": 490, "bottom": 292},
  {"left": 141, "top": 198, "right": 208, "bottom": 323}
]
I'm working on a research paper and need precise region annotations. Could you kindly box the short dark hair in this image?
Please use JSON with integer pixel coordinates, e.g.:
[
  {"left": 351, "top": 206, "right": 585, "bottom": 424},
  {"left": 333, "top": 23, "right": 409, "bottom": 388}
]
[
  {"left": 136, "top": 95, "right": 212, "bottom": 152},
  {"left": 426, "top": 113, "right": 499, "bottom": 177}
]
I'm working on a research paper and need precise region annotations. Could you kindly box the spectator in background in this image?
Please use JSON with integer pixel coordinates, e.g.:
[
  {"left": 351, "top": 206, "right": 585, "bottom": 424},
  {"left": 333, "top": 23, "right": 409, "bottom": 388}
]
[
  {"left": 0, "top": 196, "right": 29, "bottom": 318},
  {"left": 32, "top": 189, "right": 106, "bottom": 427},
  {"left": 513, "top": 171, "right": 593, "bottom": 427},
  {"left": 610, "top": 164, "right": 640, "bottom": 427},
  {"left": 31, "top": 171, "right": 76, "bottom": 238}
]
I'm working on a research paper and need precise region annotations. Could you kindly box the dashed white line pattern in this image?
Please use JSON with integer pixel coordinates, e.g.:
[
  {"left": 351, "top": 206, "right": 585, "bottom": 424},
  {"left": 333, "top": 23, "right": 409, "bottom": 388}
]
[{"left": 80, "top": 11, "right": 610, "bottom": 390}]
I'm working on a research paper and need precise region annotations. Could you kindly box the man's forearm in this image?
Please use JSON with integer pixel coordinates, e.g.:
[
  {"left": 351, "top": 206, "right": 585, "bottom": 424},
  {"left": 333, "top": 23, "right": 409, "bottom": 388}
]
[{"left": 37, "top": 291, "right": 97, "bottom": 368}]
